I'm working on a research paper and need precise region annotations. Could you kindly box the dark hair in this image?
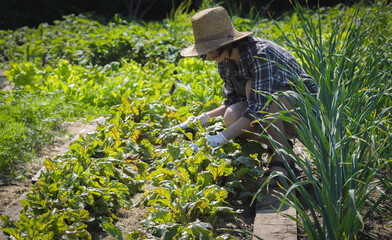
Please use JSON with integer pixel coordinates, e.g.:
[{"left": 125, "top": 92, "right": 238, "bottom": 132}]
[
  {"left": 200, "top": 41, "right": 240, "bottom": 61},
  {"left": 222, "top": 40, "right": 239, "bottom": 58}
]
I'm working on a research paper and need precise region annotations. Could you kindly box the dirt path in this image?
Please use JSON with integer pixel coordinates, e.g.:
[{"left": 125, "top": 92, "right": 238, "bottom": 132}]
[{"left": 0, "top": 70, "right": 10, "bottom": 91}]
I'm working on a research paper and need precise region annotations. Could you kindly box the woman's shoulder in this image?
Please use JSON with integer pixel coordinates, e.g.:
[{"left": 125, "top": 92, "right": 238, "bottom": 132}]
[
  {"left": 246, "top": 37, "right": 283, "bottom": 51},
  {"left": 246, "top": 36, "right": 268, "bottom": 44},
  {"left": 243, "top": 36, "right": 291, "bottom": 57},
  {"left": 238, "top": 36, "right": 271, "bottom": 58}
]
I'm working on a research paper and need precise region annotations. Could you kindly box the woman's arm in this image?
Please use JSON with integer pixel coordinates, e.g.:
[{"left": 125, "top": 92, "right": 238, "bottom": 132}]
[
  {"left": 205, "top": 105, "right": 228, "bottom": 118},
  {"left": 221, "top": 116, "right": 252, "bottom": 140}
]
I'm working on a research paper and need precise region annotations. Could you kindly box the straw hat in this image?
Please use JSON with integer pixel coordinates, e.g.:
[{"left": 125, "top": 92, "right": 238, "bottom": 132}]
[{"left": 180, "top": 6, "right": 253, "bottom": 57}]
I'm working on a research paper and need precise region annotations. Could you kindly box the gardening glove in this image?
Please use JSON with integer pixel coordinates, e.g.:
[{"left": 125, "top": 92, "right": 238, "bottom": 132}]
[
  {"left": 175, "top": 116, "right": 196, "bottom": 129},
  {"left": 173, "top": 113, "right": 211, "bottom": 130},
  {"left": 195, "top": 113, "right": 210, "bottom": 126},
  {"left": 206, "top": 132, "right": 228, "bottom": 147},
  {"left": 189, "top": 143, "right": 199, "bottom": 153},
  {"left": 189, "top": 132, "right": 227, "bottom": 154}
]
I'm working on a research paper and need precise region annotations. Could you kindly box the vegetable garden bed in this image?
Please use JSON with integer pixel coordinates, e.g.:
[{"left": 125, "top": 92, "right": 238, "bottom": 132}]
[{"left": 1, "top": 1, "right": 391, "bottom": 239}]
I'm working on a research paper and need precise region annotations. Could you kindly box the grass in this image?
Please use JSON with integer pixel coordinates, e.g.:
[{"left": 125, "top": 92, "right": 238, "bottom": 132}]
[{"left": 0, "top": 92, "right": 63, "bottom": 179}]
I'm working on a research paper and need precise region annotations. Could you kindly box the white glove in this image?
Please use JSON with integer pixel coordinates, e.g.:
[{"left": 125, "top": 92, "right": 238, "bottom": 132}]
[
  {"left": 189, "top": 144, "right": 199, "bottom": 153},
  {"left": 175, "top": 116, "right": 196, "bottom": 129},
  {"left": 206, "top": 132, "right": 228, "bottom": 147},
  {"left": 174, "top": 113, "right": 210, "bottom": 130},
  {"left": 195, "top": 113, "right": 210, "bottom": 126}
]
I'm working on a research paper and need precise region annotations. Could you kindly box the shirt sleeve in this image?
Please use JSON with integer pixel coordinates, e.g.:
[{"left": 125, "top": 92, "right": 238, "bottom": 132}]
[
  {"left": 218, "top": 62, "right": 247, "bottom": 106},
  {"left": 242, "top": 45, "right": 278, "bottom": 122}
]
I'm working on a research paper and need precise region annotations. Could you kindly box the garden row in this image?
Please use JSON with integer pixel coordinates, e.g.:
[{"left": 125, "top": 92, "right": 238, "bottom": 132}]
[{"left": 1, "top": 57, "right": 266, "bottom": 238}]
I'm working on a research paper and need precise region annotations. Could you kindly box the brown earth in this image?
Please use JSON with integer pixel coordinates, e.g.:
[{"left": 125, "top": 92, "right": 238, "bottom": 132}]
[{"left": 0, "top": 69, "right": 11, "bottom": 91}]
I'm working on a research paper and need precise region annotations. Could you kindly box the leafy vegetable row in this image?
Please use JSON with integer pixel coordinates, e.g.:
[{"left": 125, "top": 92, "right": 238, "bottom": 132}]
[{"left": 2, "top": 88, "right": 268, "bottom": 239}]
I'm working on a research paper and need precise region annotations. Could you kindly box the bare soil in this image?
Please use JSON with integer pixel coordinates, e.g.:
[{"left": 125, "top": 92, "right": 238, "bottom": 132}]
[
  {"left": 359, "top": 193, "right": 392, "bottom": 240},
  {"left": 0, "top": 70, "right": 8, "bottom": 89},
  {"left": 90, "top": 191, "right": 152, "bottom": 239}
]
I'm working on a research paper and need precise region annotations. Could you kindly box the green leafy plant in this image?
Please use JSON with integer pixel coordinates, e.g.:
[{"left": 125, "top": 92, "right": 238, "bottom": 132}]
[{"left": 1, "top": 209, "right": 91, "bottom": 240}]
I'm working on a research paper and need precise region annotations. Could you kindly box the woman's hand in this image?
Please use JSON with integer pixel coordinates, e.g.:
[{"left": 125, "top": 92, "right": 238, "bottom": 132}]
[
  {"left": 206, "top": 132, "right": 228, "bottom": 147},
  {"left": 175, "top": 116, "right": 196, "bottom": 129},
  {"left": 173, "top": 113, "right": 211, "bottom": 130},
  {"left": 189, "top": 132, "right": 227, "bottom": 153}
]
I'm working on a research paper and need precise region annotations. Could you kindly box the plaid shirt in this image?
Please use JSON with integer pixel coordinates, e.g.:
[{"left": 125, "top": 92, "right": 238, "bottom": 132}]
[{"left": 218, "top": 36, "right": 314, "bottom": 121}]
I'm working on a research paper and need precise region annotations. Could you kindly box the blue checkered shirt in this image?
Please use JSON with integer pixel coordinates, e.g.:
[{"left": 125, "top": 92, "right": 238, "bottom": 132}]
[{"left": 218, "top": 36, "right": 315, "bottom": 122}]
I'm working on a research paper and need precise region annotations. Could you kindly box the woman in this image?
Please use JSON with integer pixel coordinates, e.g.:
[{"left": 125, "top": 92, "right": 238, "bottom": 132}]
[{"left": 177, "top": 6, "right": 316, "bottom": 185}]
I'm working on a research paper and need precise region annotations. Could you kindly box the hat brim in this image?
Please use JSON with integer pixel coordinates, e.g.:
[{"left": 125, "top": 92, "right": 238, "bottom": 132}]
[{"left": 180, "top": 31, "right": 253, "bottom": 57}]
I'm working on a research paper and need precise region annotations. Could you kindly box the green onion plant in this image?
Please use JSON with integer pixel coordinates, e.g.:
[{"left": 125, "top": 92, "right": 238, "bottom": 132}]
[{"left": 256, "top": 1, "right": 392, "bottom": 239}]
